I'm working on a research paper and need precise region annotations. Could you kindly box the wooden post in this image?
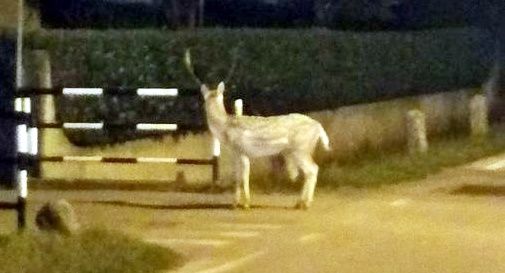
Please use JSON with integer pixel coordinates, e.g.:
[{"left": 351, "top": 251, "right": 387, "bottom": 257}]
[
  {"left": 469, "top": 94, "right": 489, "bottom": 138},
  {"left": 406, "top": 109, "right": 428, "bottom": 154}
]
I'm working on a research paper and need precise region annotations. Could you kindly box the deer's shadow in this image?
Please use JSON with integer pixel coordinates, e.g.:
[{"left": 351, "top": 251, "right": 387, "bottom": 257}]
[
  {"left": 76, "top": 200, "right": 294, "bottom": 210},
  {"left": 451, "top": 184, "right": 505, "bottom": 196}
]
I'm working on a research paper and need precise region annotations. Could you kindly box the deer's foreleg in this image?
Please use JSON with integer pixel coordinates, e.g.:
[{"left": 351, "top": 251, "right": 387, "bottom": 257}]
[
  {"left": 233, "top": 154, "right": 242, "bottom": 208},
  {"left": 234, "top": 153, "right": 251, "bottom": 209},
  {"left": 240, "top": 155, "right": 251, "bottom": 209}
]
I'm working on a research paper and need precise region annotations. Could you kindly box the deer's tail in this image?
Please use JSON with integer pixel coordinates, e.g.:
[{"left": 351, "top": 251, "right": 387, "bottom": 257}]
[{"left": 318, "top": 124, "right": 331, "bottom": 151}]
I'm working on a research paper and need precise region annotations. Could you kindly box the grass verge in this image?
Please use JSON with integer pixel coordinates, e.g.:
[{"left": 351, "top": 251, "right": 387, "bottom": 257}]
[
  {"left": 318, "top": 129, "right": 505, "bottom": 189},
  {"left": 0, "top": 229, "right": 184, "bottom": 273}
]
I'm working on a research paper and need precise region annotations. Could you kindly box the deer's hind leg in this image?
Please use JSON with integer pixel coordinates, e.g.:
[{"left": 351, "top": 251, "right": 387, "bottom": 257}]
[
  {"left": 234, "top": 153, "right": 251, "bottom": 209},
  {"left": 284, "top": 154, "right": 299, "bottom": 182},
  {"left": 294, "top": 154, "right": 319, "bottom": 210}
]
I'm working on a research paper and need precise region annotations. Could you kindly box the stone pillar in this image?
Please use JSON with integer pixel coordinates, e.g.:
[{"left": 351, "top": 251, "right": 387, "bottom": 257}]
[
  {"left": 24, "top": 50, "right": 55, "bottom": 123},
  {"left": 23, "top": 50, "right": 54, "bottom": 178},
  {"left": 469, "top": 94, "right": 489, "bottom": 138},
  {"left": 406, "top": 109, "right": 428, "bottom": 154}
]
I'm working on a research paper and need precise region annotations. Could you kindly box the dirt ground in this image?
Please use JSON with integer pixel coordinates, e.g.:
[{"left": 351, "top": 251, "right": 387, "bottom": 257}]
[{"left": 1, "top": 156, "right": 505, "bottom": 273}]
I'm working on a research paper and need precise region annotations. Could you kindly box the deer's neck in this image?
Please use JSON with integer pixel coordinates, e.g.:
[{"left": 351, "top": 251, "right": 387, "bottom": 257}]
[{"left": 205, "top": 99, "right": 229, "bottom": 139}]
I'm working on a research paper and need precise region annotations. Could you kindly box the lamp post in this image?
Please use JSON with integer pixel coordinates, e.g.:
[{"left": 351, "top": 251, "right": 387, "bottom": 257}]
[
  {"left": 16, "top": 0, "right": 24, "bottom": 89},
  {"left": 199, "top": 0, "right": 205, "bottom": 26}
]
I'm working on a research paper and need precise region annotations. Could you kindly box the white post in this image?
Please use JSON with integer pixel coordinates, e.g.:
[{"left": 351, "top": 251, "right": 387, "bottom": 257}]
[
  {"left": 16, "top": 124, "right": 28, "bottom": 154},
  {"left": 15, "top": 98, "right": 22, "bottom": 112},
  {"left": 28, "top": 128, "right": 38, "bottom": 155},
  {"left": 22, "top": 97, "right": 31, "bottom": 113},
  {"left": 234, "top": 99, "right": 243, "bottom": 116},
  {"left": 15, "top": 0, "right": 28, "bottom": 230},
  {"left": 21, "top": 97, "right": 38, "bottom": 156},
  {"left": 212, "top": 137, "right": 221, "bottom": 157},
  {"left": 17, "top": 170, "right": 28, "bottom": 199},
  {"left": 406, "top": 109, "right": 428, "bottom": 154}
]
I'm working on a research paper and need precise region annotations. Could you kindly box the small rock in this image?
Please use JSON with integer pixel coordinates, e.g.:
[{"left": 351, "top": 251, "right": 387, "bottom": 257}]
[{"left": 36, "top": 199, "right": 80, "bottom": 235}]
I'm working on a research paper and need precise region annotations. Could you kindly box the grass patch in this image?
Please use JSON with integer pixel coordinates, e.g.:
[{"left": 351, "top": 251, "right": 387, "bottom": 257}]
[
  {"left": 0, "top": 229, "right": 184, "bottom": 273},
  {"left": 319, "top": 130, "right": 505, "bottom": 188}
]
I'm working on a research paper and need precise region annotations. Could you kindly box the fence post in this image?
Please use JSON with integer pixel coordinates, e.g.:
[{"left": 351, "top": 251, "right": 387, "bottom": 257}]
[
  {"left": 469, "top": 94, "right": 489, "bottom": 139},
  {"left": 24, "top": 50, "right": 53, "bottom": 178},
  {"left": 406, "top": 109, "right": 428, "bottom": 154}
]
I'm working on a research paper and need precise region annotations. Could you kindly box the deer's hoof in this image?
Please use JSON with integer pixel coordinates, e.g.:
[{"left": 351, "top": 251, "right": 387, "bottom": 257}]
[{"left": 294, "top": 201, "right": 309, "bottom": 210}]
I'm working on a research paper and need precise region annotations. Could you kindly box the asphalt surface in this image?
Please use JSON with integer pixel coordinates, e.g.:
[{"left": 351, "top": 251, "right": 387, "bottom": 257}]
[{"left": 2, "top": 155, "right": 505, "bottom": 273}]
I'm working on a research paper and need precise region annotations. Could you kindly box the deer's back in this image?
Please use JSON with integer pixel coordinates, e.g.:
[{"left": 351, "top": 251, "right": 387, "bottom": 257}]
[{"left": 223, "top": 114, "right": 321, "bottom": 157}]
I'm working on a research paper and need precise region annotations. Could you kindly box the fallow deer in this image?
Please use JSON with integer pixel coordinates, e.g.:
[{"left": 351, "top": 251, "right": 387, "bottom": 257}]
[{"left": 185, "top": 50, "right": 330, "bottom": 209}]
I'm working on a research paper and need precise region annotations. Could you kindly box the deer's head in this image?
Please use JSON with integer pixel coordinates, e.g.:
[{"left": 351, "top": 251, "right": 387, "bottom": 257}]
[{"left": 200, "top": 81, "right": 225, "bottom": 103}]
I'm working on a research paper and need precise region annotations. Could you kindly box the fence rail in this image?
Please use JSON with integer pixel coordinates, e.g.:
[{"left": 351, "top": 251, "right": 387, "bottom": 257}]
[{"left": 14, "top": 87, "right": 195, "bottom": 97}]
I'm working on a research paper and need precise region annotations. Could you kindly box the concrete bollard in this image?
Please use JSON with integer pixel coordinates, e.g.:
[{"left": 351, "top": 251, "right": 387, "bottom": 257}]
[
  {"left": 234, "top": 99, "right": 243, "bottom": 116},
  {"left": 24, "top": 50, "right": 55, "bottom": 123},
  {"left": 406, "top": 109, "right": 428, "bottom": 154},
  {"left": 36, "top": 199, "right": 80, "bottom": 235},
  {"left": 469, "top": 94, "right": 489, "bottom": 138}
]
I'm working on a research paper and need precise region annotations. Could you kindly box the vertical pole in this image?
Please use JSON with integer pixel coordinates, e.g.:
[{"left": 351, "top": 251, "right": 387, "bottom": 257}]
[
  {"left": 234, "top": 99, "right": 243, "bottom": 116},
  {"left": 16, "top": 170, "right": 27, "bottom": 229},
  {"left": 16, "top": 0, "right": 26, "bottom": 231},
  {"left": 15, "top": 122, "right": 28, "bottom": 230},
  {"left": 16, "top": 0, "right": 24, "bottom": 89},
  {"left": 212, "top": 137, "right": 220, "bottom": 186}
]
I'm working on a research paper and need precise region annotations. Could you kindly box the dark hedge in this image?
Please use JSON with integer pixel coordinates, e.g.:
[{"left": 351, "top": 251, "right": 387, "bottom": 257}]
[{"left": 26, "top": 28, "right": 493, "bottom": 145}]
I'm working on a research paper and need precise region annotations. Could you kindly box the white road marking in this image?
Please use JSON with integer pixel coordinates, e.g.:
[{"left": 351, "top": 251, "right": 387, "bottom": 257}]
[
  {"left": 484, "top": 159, "right": 505, "bottom": 170},
  {"left": 192, "top": 251, "right": 266, "bottom": 273},
  {"left": 219, "top": 231, "right": 260, "bottom": 238},
  {"left": 149, "top": 229, "right": 260, "bottom": 239},
  {"left": 390, "top": 198, "right": 411, "bottom": 207},
  {"left": 145, "top": 238, "right": 230, "bottom": 247},
  {"left": 216, "top": 223, "right": 283, "bottom": 230},
  {"left": 299, "top": 233, "right": 324, "bottom": 243},
  {"left": 467, "top": 157, "right": 505, "bottom": 171}
]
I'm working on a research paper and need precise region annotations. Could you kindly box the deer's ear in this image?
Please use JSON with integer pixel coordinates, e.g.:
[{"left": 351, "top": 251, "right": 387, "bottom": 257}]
[
  {"left": 217, "top": 82, "right": 225, "bottom": 94},
  {"left": 201, "top": 84, "right": 209, "bottom": 97}
]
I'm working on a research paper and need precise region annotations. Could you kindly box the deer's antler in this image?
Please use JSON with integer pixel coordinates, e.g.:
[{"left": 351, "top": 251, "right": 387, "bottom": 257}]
[
  {"left": 184, "top": 43, "right": 242, "bottom": 86},
  {"left": 184, "top": 49, "right": 203, "bottom": 86}
]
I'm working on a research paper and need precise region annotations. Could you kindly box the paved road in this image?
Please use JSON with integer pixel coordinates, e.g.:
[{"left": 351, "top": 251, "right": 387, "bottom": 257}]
[{"left": 2, "top": 155, "right": 505, "bottom": 273}]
